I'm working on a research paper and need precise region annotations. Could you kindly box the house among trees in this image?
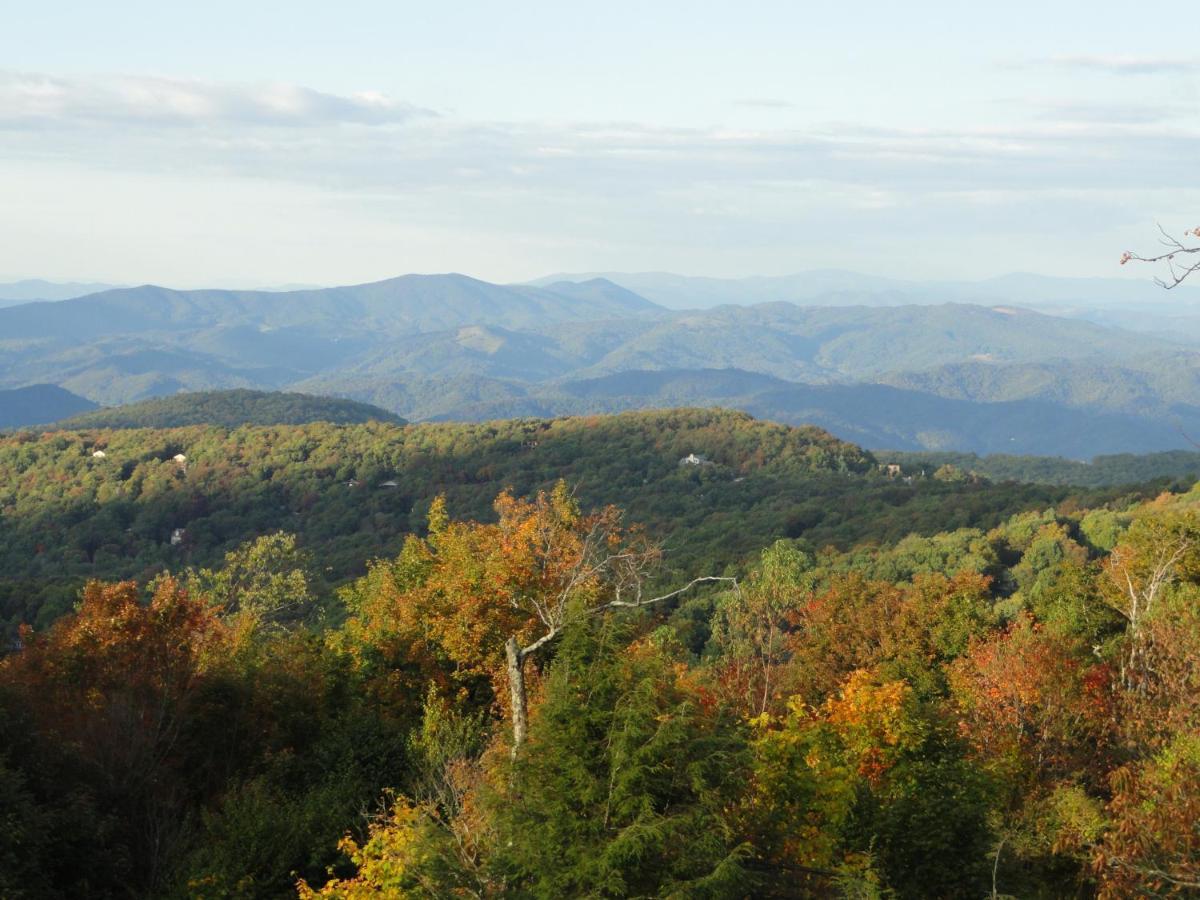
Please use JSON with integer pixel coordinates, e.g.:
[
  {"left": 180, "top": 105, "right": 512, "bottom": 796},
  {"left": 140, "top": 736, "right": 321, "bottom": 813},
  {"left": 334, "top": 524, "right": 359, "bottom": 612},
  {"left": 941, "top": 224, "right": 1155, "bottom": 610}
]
[
  {"left": 91, "top": 449, "right": 107, "bottom": 459},
  {"left": 679, "top": 452, "right": 711, "bottom": 466},
  {"left": 882, "top": 463, "right": 902, "bottom": 478},
  {"left": 379, "top": 480, "right": 399, "bottom": 488},
  {"left": 169, "top": 527, "right": 186, "bottom": 546}
]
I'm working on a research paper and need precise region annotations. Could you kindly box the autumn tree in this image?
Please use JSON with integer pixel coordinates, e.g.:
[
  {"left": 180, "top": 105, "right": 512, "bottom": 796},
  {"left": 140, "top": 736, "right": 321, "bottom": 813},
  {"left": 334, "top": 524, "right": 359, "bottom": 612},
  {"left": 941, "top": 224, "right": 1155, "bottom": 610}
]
[
  {"left": 302, "top": 622, "right": 751, "bottom": 899},
  {"left": 1100, "top": 511, "right": 1200, "bottom": 692},
  {"left": 0, "top": 578, "right": 227, "bottom": 894},
  {"left": 185, "top": 531, "right": 317, "bottom": 632},
  {"left": 950, "top": 613, "right": 1111, "bottom": 789},
  {"left": 1095, "top": 733, "right": 1200, "bottom": 897},
  {"left": 338, "top": 483, "right": 734, "bottom": 750},
  {"left": 948, "top": 613, "right": 1115, "bottom": 892},
  {"left": 710, "top": 540, "right": 815, "bottom": 716}
]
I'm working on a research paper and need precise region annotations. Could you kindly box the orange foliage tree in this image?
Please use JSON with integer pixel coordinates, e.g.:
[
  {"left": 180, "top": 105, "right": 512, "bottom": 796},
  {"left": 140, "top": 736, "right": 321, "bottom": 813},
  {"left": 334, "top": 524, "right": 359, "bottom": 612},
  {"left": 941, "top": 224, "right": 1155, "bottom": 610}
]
[
  {"left": 949, "top": 613, "right": 1111, "bottom": 789},
  {"left": 337, "top": 483, "right": 734, "bottom": 750},
  {"left": 0, "top": 577, "right": 226, "bottom": 889}
]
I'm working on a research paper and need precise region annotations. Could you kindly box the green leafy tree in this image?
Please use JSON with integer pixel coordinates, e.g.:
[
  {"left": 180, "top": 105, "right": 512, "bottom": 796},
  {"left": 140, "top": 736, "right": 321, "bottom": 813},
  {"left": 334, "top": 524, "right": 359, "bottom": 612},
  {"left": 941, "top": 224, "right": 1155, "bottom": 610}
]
[{"left": 186, "top": 531, "right": 316, "bottom": 630}]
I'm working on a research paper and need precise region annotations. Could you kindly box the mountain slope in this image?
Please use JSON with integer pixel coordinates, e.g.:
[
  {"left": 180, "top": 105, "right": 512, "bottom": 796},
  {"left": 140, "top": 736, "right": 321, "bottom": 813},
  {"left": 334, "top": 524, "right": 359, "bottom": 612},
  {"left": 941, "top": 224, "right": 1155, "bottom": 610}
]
[
  {"left": 4, "top": 407, "right": 1135, "bottom": 639},
  {"left": 882, "top": 355, "right": 1200, "bottom": 419},
  {"left": 0, "top": 279, "right": 119, "bottom": 307},
  {"left": 0, "top": 409, "right": 872, "bottom": 625},
  {"left": 0, "top": 273, "right": 662, "bottom": 343},
  {"left": 536, "top": 269, "right": 1200, "bottom": 312},
  {"left": 346, "top": 368, "right": 1184, "bottom": 456},
  {"left": 0, "top": 274, "right": 664, "bottom": 405},
  {"left": 0, "top": 384, "right": 98, "bottom": 429},
  {"left": 55, "top": 389, "right": 403, "bottom": 429},
  {"left": 569, "top": 303, "right": 1180, "bottom": 381}
]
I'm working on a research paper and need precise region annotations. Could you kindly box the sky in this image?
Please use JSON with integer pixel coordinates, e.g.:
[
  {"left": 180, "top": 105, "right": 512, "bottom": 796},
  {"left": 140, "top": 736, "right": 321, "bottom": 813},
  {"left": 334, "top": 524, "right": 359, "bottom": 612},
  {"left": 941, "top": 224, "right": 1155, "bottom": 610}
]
[{"left": 1, "top": 0, "right": 1198, "bottom": 288}]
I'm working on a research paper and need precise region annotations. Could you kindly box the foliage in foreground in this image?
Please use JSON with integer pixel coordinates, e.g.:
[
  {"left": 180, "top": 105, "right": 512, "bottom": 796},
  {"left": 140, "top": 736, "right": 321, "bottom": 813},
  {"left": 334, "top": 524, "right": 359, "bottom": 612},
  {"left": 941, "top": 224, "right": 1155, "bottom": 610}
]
[{"left": 4, "top": 480, "right": 1200, "bottom": 897}]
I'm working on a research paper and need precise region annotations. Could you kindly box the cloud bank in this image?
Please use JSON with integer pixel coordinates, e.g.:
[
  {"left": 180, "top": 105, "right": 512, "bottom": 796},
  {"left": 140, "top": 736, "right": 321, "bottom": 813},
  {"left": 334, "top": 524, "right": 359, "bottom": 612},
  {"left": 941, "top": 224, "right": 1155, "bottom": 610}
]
[
  {"left": 1039, "top": 55, "right": 1200, "bottom": 75},
  {"left": 2, "top": 69, "right": 1198, "bottom": 284},
  {"left": 0, "top": 71, "right": 432, "bottom": 127}
]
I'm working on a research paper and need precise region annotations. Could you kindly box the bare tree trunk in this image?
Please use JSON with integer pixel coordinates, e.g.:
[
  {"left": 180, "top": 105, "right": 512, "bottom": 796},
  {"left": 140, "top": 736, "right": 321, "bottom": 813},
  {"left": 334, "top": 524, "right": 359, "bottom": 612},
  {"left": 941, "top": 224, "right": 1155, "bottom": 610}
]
[{"left": 505, "top": 636, "right": 528, "bottom": 754}]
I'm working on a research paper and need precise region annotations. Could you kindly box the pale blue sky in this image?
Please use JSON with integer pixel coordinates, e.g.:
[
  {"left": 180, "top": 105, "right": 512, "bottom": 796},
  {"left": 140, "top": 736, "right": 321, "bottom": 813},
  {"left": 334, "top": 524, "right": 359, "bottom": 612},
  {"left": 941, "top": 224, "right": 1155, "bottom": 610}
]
[{"left": 1, "top": 0, "right": 1197, "bottom": 286}]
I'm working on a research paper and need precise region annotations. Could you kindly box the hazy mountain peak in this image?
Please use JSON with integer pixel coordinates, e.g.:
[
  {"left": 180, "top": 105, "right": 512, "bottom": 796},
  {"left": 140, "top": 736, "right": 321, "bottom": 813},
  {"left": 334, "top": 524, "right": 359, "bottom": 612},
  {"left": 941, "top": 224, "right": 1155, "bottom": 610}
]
[{"left": 0, "top": 278, "right": 122, "bottom": 308}]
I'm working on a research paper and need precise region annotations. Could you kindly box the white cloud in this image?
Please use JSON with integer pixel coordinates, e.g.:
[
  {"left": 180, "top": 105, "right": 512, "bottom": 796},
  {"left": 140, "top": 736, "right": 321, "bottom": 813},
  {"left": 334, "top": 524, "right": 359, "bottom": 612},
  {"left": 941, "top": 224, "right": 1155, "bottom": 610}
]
[
  {"left": 0, "top": 70, "right": 433, "bottom": 127},
  {"left": 4, "top": 69, "right": 1199, "bottom": 203},
  {"left": 3, "top": 69, "right": 1200, "bottom": 282},
  {"left": 1038, "top": 55, "right": 1200, "bottom": 75},
  {"left": 1033, "top": 100, "right": 1178, "bottom": 125},
  {"left": 731, "top": 98, "right": 795, "bottom": 109}
]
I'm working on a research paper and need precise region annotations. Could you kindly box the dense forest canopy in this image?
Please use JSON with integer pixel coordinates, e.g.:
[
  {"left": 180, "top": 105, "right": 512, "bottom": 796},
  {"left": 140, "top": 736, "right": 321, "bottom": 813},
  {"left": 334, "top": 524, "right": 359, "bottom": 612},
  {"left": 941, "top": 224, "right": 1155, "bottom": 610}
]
[
  {"left": 2, "top": 451, "right": 1199, "bottom": 897},
  {"left": 0, "top": 409, "right": 1156, "bottom": 642},
  {"left": 53, "top": 389, "right": 403, "bottom": 430}
]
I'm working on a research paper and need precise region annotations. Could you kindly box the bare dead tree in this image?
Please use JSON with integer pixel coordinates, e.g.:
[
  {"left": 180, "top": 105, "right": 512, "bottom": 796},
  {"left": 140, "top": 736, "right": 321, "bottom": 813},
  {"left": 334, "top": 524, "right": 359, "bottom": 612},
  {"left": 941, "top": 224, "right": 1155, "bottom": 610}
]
[
  {"left": 1121, "top": 224, "right": 1200, "bottom": 289},
  {"left": 1105, "top": 533, "right": 1194, "bottom": 692}
]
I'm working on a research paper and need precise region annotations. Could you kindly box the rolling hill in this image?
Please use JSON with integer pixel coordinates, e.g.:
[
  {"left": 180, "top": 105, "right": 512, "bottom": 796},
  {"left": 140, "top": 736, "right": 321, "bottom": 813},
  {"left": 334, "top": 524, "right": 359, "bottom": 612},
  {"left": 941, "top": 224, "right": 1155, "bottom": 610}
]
[
  {"left": 882, "top": 354, "right": 1200, "bottom": 418},
  {"left": 551, "top": 302, "right": 1173, "bottom": 381},
  {"left": 0, "top": 384, "right": 98, "bottom": 429},
  {"left": 0, "top": 407, "right": 1141, "bottom": 639},
  {"left": 0, "top": 274, "right": 662, "bottom": 405},
  {"left": 54, "top": 389, "right": 403, "bottom": 429},
  {"left": 874, "top": 448, "right": 1200, "bottom": 488}
]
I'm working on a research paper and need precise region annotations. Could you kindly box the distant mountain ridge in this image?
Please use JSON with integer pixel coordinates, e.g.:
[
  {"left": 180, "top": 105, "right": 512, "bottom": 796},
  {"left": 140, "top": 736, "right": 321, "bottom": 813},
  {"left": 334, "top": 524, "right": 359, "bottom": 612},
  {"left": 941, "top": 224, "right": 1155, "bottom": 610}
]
[
  {"left": 330, "top": 368, "right": 1182, "bottom": 457},
  {"left": 0, "top": 279, "right": 120, "bottom": 307},
  {"left": 532, "top": 269, "right": 1200, "bottom": 314},
  {"left": 0, "top": 273, "right": 663, "bottom": 405},
  {"left": 0, "top": 273, "right": 660, "bottom": 342},
  {"left": 296, "top": 301, "right": 1179, "bottom": 394},
  {"left": 5, "top": 270, "right": 1200, "bottom": 456}
]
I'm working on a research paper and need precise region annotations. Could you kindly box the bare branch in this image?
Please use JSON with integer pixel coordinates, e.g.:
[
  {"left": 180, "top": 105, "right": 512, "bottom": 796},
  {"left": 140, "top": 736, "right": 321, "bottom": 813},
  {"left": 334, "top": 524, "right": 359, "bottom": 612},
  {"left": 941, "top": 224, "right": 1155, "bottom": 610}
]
[
  {"left": 1121, "top": 223, "right": 1200, "bottom": 289},
  {"left": 599, "top": 575, "right": 740, "bottom": 611}
]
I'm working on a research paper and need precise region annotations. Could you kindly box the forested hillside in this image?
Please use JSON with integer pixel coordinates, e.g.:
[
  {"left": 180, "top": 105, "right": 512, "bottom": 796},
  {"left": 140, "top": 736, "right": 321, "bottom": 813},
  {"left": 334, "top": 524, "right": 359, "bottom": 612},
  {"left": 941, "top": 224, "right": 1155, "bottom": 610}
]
[
  {"left": 0, "top": 408, "right": 1146, "bottom": 642},
  {"left": 0, "top": 383, "right": 97, "bottom": 428},
  {"left": 55, "top": 389, "right": 403, "bottom": 429},
  {"left": 879, "top": 448, "right": 1200, "bottom": 487},
  {"left": 345, "top": 368, "right": 1187, "bottom": 456},
  {"left": 0, "top": 274, "right": 660, "bottom": 406},
  {"left": 1, "top": 442, "right": 1196, "bottom": 897}
]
